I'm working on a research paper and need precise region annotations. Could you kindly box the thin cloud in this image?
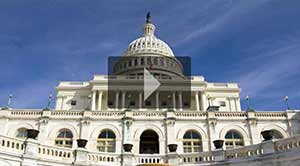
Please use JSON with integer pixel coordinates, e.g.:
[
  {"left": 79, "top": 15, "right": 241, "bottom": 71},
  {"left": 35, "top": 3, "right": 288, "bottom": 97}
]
[{"left": 234, "top": 37, "right": 300, "bottom": 98}]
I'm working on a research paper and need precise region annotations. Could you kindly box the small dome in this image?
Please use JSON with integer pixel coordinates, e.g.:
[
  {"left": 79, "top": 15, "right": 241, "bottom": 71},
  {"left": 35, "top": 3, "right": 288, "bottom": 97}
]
[{"left": 123, "top": 14, "right": 174, "bottom": 57}]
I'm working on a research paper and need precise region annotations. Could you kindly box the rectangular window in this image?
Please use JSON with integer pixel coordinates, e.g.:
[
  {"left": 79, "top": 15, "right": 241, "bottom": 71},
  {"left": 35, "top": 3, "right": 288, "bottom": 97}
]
[
  {"left": 71, "top": 100, "right": 77, "bottom": 106},
  {"left": 130, "top": 101, "right": 136, "bottom": 106},
  {"left": 141, "top": 58, "right": 144, "bottom": 65},
  {"left": 220, "top": 101, "right": 226, "bottom": 107},
  {"left": 108, "top": 101, "right": 113, "bottom": 106},
  {"left": 145, "top": 101, "right": 151, "bottom": 106}
]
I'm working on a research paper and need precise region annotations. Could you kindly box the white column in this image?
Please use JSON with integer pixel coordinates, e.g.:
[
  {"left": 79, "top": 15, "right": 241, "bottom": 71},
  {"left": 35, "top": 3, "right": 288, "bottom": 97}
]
[
  {"left": 201, "top": 92, "right": 208, "bottom": 111},
  {"left": 178, "top": 91, "right": 183, "bottom": 111},
  {"left": 97, "top": 91, "right": 103, "bottom": 111},
  {"left": 156, "top": 91, "right": 159, "bottom": 111},
  {"left": 115, "top": 92, "right": 119, "bottom": 110},
  {"left": 172, "top": 92, "right": 176, "bottom": 110},
  {"left": 59, "top": 96, "right": 65, "bottom": 110},
  {"left": 235, "top": 98, "right": 242, "bottom": 111},
  {"left": 122, "top": 92, "right": 126, "bottom": 109},
  {"left": 195, "top": 92, "right": 200, "bottom": 111},
  {"left": 91, "top": 91, "right": 96, "bottom": 111},
  {"left": 228, "top": 97, "right": 233, "bottom": 112},
  {"left": 139, "top": 92, "right": 142, "bottom": 110}
]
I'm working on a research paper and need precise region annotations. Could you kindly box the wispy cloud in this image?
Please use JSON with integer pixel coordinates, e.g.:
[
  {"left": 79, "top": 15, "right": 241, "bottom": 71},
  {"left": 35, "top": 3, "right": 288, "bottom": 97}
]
[
  {"left": 234, "top": 36, "right": 300, "bottom": 97},
  {"left": 174, "top": 0, "right": 271, "bottom": 47}
]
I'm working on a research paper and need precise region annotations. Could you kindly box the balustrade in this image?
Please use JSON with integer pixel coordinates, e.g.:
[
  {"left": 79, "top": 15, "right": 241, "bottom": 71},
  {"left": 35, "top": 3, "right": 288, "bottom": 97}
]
[
  {"left": 180, "top": 152, "right": 214, "bottom": 164},
  {"left": 1, "top": 134, "right": 300, "bottom": 165},
  {"left": 38, "top": 144, "right": 74, "bottom": 161},
  {"left": 135, "top": 154, "right": 167, "bottom": 164},
  {"left": 88, "top": 151, "right": 120, "bottom": 164},
  {"left": 0, "top": 135, "right": 24, "bottom": 154}
]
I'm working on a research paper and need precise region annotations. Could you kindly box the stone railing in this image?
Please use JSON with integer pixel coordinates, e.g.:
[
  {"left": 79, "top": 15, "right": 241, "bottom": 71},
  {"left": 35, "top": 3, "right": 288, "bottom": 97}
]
[
  {"left": 0, "top": 135, "right": 25, "bottom": 154},
  {"left": 180, "top": 151, "right": 214, "bottom": 164},
  {"left": 38, "top": 144, "right": 74, "bottom": 161},
  {"left": 275, "top": 135, "right": 300, "bottom": 152},
  {"left": 215, "top": 112, "right": 247, "bottom": 118},
  {"left": 91, "top": 111, "right": 124, "bottom": 117},
  {"left": 225, "top": 143, "right": 263, "bottom": 160},
  {"left": 93, "top": 75, "right": 197, "bottom": 81},
  {"left": 0, "top": 109, "right": 296, "bottom": 122},
  {"left": 50, "top": 111, "right": 84, "bottom": 116},
  {"left": 175, "top": 112, "right": 206, "bottom": 118},
  {"left": 10, "top": 110, "right": 43, "bottom": 116},
  {"left": 135, "top": 154, "right": 168, "bottom": 164},
  {"left": 222, "top": 135, "right": 300, "bottom": 162},
  {"left": 88, "top": 151, "right": 120, "bottom": 165},
  {"left": 255, "top": 112, "right": 286, "bottom": 119},
  {"left": 1, "top": 134, "right": 300, "bottom": 165},
  {"left": 132, "top": 111, "right": 165, "bottom": 119}
]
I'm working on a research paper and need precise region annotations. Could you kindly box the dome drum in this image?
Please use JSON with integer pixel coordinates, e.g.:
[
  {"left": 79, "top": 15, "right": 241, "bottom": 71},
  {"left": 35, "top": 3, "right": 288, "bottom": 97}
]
[{"left": 112, "top": 56, "right": 183, "bottom": 77}]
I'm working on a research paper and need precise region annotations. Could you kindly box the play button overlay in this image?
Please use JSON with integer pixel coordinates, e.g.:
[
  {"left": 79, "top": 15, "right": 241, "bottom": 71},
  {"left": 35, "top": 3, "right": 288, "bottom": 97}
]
[
  {"left": 144, "top": 68, "right": 160, "bottom": 101},
  {"left": 107, "top": 56, "right": 191, "bottom": 109}
]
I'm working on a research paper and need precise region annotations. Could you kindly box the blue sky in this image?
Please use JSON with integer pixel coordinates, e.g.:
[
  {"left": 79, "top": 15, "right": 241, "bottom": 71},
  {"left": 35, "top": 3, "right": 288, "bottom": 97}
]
[{"left": 0, "top": 0, "right": 299, "bottom": 111}]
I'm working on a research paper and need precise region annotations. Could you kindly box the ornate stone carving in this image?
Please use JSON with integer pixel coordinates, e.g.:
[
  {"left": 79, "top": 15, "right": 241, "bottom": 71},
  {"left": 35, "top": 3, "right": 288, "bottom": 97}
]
[
  {"left": 39, "top": 118, "right": 49, "bottom": 125},
  {"left": 208, "top": 118, "right": 217, "bottom": 127},
  {"left": 80, "top": 117, "right": 91, "bottom": 125},
  {"left": 166, "top": 117, "right": 176, "bottom": 126},
  {"left": 247, "top": 118, "right": 258, "bottom": 125}
]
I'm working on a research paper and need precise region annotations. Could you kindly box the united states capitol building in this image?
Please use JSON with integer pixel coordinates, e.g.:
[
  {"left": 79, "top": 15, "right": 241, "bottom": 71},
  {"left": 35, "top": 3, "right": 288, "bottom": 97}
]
[{"left": 0, "top": 14, "right": 300, "bottom": 166}]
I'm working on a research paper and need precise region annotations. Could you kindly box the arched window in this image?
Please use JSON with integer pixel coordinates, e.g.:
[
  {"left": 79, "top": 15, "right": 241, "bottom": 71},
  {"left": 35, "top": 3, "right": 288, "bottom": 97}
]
[
  {"left": 97, "top": 130, "right": 116, "bottom": 152},
  {"left": 16, "top": 128, "right": 28, "bottom": 139},
  {"left": 183, "top": 130, "right": 202, "bottom": 153},
  {"left": 55, "top": 129, "right": 73, "bottom": 148},
  {"left": 225, "top": 130, "right": 244, "bottom": 149},
  {"left": 272, "top": 130, "right": 284, "bottom": 139}
]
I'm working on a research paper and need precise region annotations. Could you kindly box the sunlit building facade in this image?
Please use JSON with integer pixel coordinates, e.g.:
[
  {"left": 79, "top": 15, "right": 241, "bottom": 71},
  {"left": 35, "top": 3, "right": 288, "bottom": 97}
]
[{"left": 0, "top": 14, "right": 299, "bottom": 166}]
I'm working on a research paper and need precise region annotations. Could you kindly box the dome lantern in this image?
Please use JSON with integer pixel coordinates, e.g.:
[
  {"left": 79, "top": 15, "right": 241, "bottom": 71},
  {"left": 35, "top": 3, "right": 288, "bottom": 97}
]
[{"left": 143, "top": 12, "right": 155, "bottom": 36}]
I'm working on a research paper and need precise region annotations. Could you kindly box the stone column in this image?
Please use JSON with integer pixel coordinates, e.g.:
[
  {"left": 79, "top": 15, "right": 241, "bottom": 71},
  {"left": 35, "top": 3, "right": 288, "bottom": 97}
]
[
  {"left": 22, "top": 138, "right": 39, "bottom": 166},
  {"left": 156, "top": 91, "right": 159, "bottom": 111},
  {"left": 247, "top": 111, "right": 259, "bottom": 145},
  {"left": 38, "top": 110, "right": 51, "bottom": 142},
  {"left": 206, "top": 111, "right": 217, "bottom": 151},
  {"left": 201, "top": 92, "right": 208, "bottom": 111},
  {"left": 97, "top": 91, "right": 103, "bottom": 111},
  {"left": 166, "top": 111, "right": 176, "bottom": 145},
  {"left": 261, "top": 140, "right": 276, "bottom": 154},
  {"left": 178, "top": 91, "right": 183, "bottom": 111},
  {"left": 285, "top": 111, "right": 295, "bottom": 136},
  {"left": 0, "top": 114, "right": 8, "bottom": 135},
  {"left": 227, "top": 97, "right": 233, "bottom": 112},
  {"left": 122, "top": 110, "right": 134, "bottom": 166},
  {"left": 213, "top": 149, "right": 225, "bottom": 162},
  {"left": 172, "top": 92, "right": 176, "bottom": 110},
  {"left": 123, "top": 118, "right": 133, "bottom": 144},
  {"left": 74, "top": 148, "right": 89, "bottom": 166},
  {"left": 80, "top": 111, "right": 91, "bottom": 140},
  {"left": 122, "top": 92, "right": 126, "bottom": 109},
  {"left": 122, "top": 153, "right": 134, "bottom": 166},
  {"left": 168, "top": 153, "right": 180, "bottom": 165},
  {"left": 55, "top": 95, "right": 65, "bottom": 110},
  {"left": 139, "top": 92, "right": 142, "bottom": 110},
  {"left": 115, "top": 91, "right": 119, "bottom": 110},
  {"left": 91, "top": 91, "right": 96, "bottom": 111},
  {"left": 235, "top": 97, "right": 242, "bottom": 112},
  {"left": 195, "top": 91, "right": 200, "bottom": 111}
]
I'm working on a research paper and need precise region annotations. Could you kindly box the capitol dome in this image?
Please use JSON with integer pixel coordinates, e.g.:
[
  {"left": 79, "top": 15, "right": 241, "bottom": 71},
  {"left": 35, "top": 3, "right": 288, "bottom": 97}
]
[{"left": 124, "top": 13, "right": 174, "bottom": 57}]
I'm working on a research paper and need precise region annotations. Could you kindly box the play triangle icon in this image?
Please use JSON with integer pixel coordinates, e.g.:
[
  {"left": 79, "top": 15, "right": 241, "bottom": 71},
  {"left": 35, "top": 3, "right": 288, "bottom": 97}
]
[{"left": 144, "top": 68, "right": 160, "bottom": 101}]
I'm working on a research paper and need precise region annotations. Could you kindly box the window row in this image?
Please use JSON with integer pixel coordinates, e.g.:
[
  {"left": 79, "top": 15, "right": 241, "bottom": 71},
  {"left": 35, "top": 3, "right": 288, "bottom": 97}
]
[
  {"left": 115, "top": 57, "right": 180, "bottom": 72},
  {"left": 15, "top": 128, "right": 284, "bottom": 153}
]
